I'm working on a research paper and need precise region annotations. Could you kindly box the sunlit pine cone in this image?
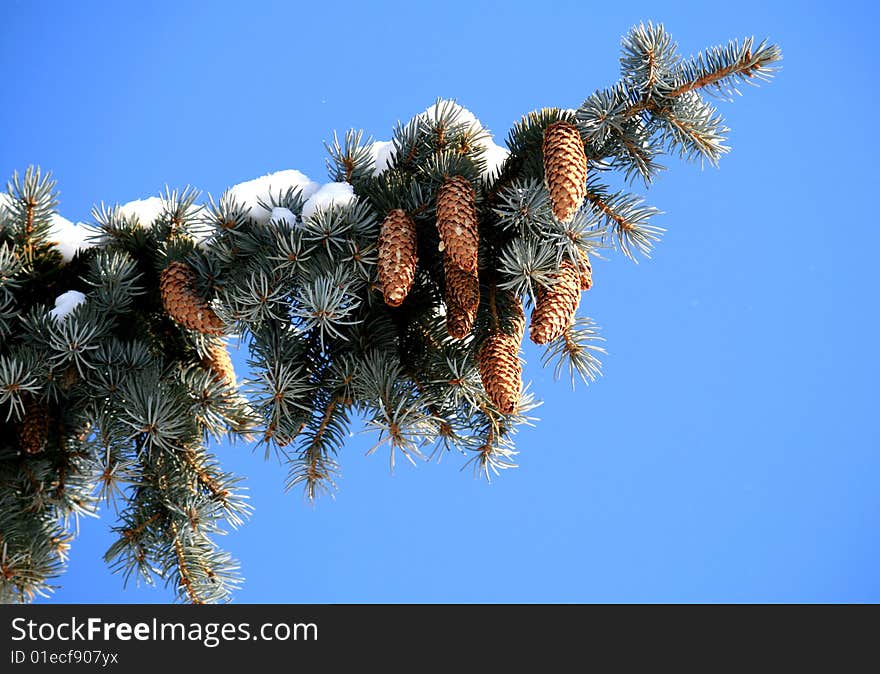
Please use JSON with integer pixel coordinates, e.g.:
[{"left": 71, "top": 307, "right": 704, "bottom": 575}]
[
  {"left": 577, "top": 249, "right": 593, "bottom": 291},
  {"left": 543, "top": 120, "right": 588, "bottom": 223},
  {"left": 377, "top": 209, "right": 418, "bottom": 307},
  {"left": 444, "top": 261, "right": 479, "bottom": 339},
  {"left": 529, "top": 259, "right": 581, "bottom": 344},
  {"left": 477, "top": 333, "right": 522, "bottom": 414},
  {"left": 203, "top": 340, "right": 236, "bottom": 388},
  {"left": 436, "top": 176, "right": 479, "bottom": 273},
  {"left": 160, "top": 261, "right": 225, "bottom": 335}
]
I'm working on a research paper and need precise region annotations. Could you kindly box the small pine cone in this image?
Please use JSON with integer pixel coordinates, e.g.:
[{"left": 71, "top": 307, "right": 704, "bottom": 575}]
[
  {"left": 436, "top": 176, "right": 479, "bottom": 273},
  {"left": 160, "top": 261, "right": 225, "bottom": 335},
  {"left": 543, "top": 120, "right": 588, "bottom": 223},
  {"left": 577, "top": 250, "right": 593, "bottom": 291},
  {"left": 444, "top": 259, "right": 479, "bottom": 310},
  {"left": 445, "top": 262, "right": 479, "bottom": 339},
  {"left": 19, "top": 397, "right": 49, "bottom": 455},
  {"left": 477, "top": 333, "right": 522, "bottom": 414},
  {"left": 529, "top": 259, "right": 581, "bottom": 345},
  {"left": 446, "top": 304, "right": 478, "bottom": 340},
  {"left": 377, "top": 209, "right": 418, "bottom": 307},
  {"left": 203, "top": 341, "right": 236, "bottom": 388}
]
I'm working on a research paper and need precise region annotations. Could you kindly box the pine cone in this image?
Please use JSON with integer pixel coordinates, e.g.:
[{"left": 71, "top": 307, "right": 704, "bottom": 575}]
[
  {"left": 436, "top": 176, "right": 479, "bottom": 273},
  {"left": 203, "top": 341, "right": 236, "bottom": 388},
  {"left": 377, "top": 209, "right": 418, "bottom": 307},
  {"left": 577, "top": 249, "right": 593, "bottom": 291},
  {"left": 477, "top": 333, "right": 522, "bottom": 414},
  {"left": 19, "top": 397, "right": 49, "bottom": 455},
  {"left": 444, "top": 261, "right": 479, "bottom": 339},
  {"left": 529, "top": 259, "right": 581, "bottom": 344},
  {"left": 498, "top": 289, "right": 525, "bottom": 342},
  {"left": 543, "top": 120, "right": 588, "bottom": 223},
  {"left": 446, "top": 307, "right": 474, "bottom": 341},
  {"left": 160, "top": 261, "right": 225, "bottom": 335}
]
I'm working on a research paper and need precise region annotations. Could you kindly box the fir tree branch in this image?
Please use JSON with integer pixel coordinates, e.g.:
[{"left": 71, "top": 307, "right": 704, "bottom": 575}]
[
  {"left": 669, "top": 41, "right": 779, "bottom": 98},
  {"left": 171, "top": 521, "right": 202, "bottom": 605},
  {"left": 122, "top": 512, "right": 161, "bottom": 541},
  {"left": 0, "top": 22, "right": 779, "bottom": 602},
  {"left": 182, "top": 447, "right": 228, "bottom": 503}
]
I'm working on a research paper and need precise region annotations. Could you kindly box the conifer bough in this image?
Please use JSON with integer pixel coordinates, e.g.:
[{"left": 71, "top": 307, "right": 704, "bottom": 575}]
[{"left": 0, "top": 23, "right": 780, "bottom": 603}]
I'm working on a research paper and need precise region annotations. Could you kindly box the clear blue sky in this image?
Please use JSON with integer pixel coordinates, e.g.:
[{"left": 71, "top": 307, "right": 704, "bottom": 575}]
[{"left": 2, "top": 0, "right": 877, "bottom": 603}]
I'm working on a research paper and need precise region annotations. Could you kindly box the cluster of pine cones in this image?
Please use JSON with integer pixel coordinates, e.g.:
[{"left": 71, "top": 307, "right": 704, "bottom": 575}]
[
  {"left": 154, "top": 121, "right": 592, "bottom": 422},
  {"left": 17, "top": 122, "right": 592, "bottom": 454},
  {"left": 377, "top": 120, "right": 593, "bottom": 415}
]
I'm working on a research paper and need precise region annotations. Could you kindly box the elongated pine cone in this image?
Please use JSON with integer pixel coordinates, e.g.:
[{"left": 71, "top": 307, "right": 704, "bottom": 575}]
[
  {"left": 378, "top": 209, "right": 418, "bottom": 307},
  {"left": 529, "top": 259, "right": 581, "bottom": 344},
  {"left": 543, "top": 120, "right": 588, "bottom": 223},
  {"left": 436, "top": 176, "right": 479, "bottom": 273},
  {"left": 477, "top": 333, "right": 522, "bottom": 414},
  {"left": 497, "top": 289, "right": 525, "bottom": 342},
  {"left": 160, "top": 261, "right": 225, "bottom": 335},
  {"left": 203, "top": 341, "right": 236, "bottom": 388},
  {"left": 19, "top": 397, "right": 49, "bottom": 455},
  {"left": 577, "top": 250, "right": 593, "bottom": 291},
  {"left": 445, "top": 261, "right": 479, "bottom": 339}
]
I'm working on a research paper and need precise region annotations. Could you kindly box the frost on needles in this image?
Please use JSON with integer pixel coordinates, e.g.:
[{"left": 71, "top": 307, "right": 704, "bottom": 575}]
[{"left": 0, "top": 23, "right": 780, "bottom": 603}]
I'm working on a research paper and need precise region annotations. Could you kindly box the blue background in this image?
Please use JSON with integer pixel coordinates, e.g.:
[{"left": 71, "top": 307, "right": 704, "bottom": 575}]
[{"left": 2, "top": 0, "right": 877, "bottom": 603}]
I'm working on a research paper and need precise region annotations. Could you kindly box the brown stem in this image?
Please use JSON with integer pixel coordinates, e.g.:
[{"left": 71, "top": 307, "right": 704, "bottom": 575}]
[
  {"left": 304, "top": 395, "right": 340, "bottom": 465},
  {"left": 122, "top": 512, "right": 161, "bottom": 541},
  {"left": 645, "top": 48, "right": 658, "bottom": 92},
  {"left": 668, "top": 49, "right": 756, "bottom": 97},
  {"left": 24, "top": 197, "right": 36, "bottom": 261},
  {"left": 182, "top": 448, "right": 228, "bottom": 503},
  {"left": 586, "top": 192, "right": 632, "bottom": 231},
  {"left": 171, "top": 521, "right": 203, "bottom": 604}
]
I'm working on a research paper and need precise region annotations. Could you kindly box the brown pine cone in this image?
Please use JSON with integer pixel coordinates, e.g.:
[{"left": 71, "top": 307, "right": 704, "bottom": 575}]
[
  {"left": 160, "top": 261, "right": 225, "bottom": 335},
  {"left": 498, "top": 289, "right": 525, "bottom": 342},
  {"left": 377, "top": 209, "right": 418, "bottom": 307},
  {"left": 477, "top": 333, "right": 522, "bottom": 414},
  {"left": 19, "top": 397, "right": 49, "bottom": 455},
  {"left": 436, "top": 175, "right": 479, "bottom": 273},
  {"left": 444, "top": 261, "right": 479, "bottom": 339},
  {"left": 577, "top": 249, "right": 593, "bottom": 291},
  {"left": 446, "top": 306, "right": 476, "bottom": 341},
  {"left": 543, "top": 120, "right": 588, "bottom": 223},
  {"left": 529, "top": 259, "right": 581, "bottom": 344},
  {"left": 203, "top": 340, "right": 236, "bottom": 388}
]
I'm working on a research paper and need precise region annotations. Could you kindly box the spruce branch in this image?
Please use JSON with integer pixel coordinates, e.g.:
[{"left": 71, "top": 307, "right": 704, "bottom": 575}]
[
  {"left": 585, "top": 179, "right": 664, "bottom": 261},
  {"left": 0, "top": 22, "right": 780, "bottom": 602},
  {"left": 670, "top": 37, "right": 782, "bottom": 100}
]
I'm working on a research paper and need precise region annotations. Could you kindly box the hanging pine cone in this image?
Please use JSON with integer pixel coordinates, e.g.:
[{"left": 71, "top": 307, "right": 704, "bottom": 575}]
[
  {"left": 577, "top": 249, "right": 593, "bottom": 291},
  {"left": 543, "top": 120, "right": 588, "bottom": 223},
  {"left": 477, "top": 333, "right": 522, "bottom": 414},
  {"left": 446, "top": 307, "right": 475, "bottom": 341},
  {"left": 160, "top": 261, "right": 225, "bottom": 335},
  {"left": 497, "top": 289, "right": 525, "bottom": 342},
  {"left": 377, "top": 209, "right": 418, "bottom": 307},
  {"left": 529, "top": 259, "right": 581, "bottom": 345},
  {"left": 19, "top": 397, "right": 49, "bottom": 455},
  {"left": 436, "top": 175, "right": 479, "bottom": 273},
  {"left": 444, "top": 261, "right": 479, "bottom": 339},
  {"left": 203, "top": 341, "right": 236, "bottom": 388}
]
